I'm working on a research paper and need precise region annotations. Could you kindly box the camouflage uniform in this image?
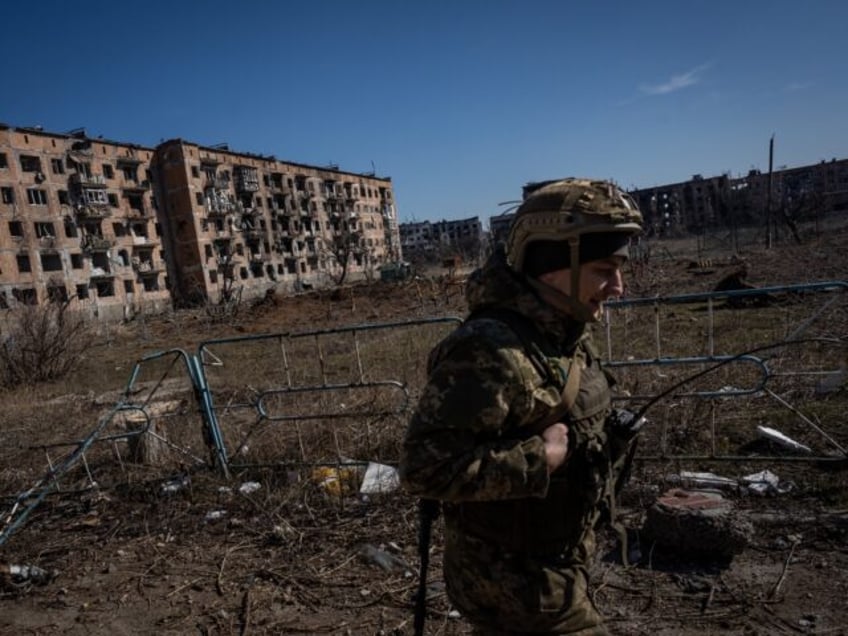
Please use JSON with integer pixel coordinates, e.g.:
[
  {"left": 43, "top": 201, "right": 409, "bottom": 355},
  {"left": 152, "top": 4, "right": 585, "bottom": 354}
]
[{"left": 401, "top": 249, "right": 634, "bottom": 635}]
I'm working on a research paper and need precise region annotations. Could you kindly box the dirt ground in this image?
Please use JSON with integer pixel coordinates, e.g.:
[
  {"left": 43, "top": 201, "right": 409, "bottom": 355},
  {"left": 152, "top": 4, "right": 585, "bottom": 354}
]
[{"left": 1, "top": 223, "right": 847, "bottom": 635}]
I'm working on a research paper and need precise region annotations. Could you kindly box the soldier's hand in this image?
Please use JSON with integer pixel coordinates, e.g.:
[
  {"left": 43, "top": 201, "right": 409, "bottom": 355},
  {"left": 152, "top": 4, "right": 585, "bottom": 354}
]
[{"left": 542, "top": 422, "right": 569, "bottom": 474}]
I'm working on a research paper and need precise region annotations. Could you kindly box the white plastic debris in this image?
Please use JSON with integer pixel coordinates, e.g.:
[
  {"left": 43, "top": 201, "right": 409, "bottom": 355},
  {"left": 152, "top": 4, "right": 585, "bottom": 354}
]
[
  {"left": 160, "top": 475, "right": 190, "bottom": 495},
  {"left": 359, "top": 462, "right": 400, "bottom": 494},
  {"left": 756, "top": 426, "right": 812, "bottom": 454},
  {"left": 204, "top": 510, "right": 228, "bottom": 522},
  {"left": 1, "top": 563, "right": 54, "bottom": 585},
  {"left": 741, "top": 469, "right": 793, "bottom": 496},
  {"left": 238, "top": 481, "right": 261, "bottom": 495},
  {"left": 671, "top": 469, "right": 793, "bottom": 496}
]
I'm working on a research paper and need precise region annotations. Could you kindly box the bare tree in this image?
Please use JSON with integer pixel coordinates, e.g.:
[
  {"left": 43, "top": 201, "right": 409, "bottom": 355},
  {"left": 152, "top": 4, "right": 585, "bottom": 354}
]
[
  {"left": 325, "top": 216, "right": 368, "bottom": 286},
  {"left": 0, "top": 297, "right": 92, "bottom": 387}
]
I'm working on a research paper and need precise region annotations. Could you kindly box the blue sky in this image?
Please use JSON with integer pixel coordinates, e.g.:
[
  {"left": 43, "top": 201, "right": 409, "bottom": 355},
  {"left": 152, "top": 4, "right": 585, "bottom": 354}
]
[{"left": 2, "top": 0, "right": 846, "bottom": 223}]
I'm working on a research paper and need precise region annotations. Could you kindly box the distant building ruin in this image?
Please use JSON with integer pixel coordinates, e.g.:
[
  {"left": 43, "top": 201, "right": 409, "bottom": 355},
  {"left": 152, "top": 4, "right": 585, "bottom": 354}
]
[{"left": 0, "top": 125, "right": 401, "bottom": 319}]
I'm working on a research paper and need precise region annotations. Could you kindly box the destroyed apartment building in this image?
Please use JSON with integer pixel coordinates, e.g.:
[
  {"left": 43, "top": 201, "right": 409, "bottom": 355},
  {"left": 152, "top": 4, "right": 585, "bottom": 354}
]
[{"left": 0, "top": 124, "right": 402, "bottom": 320}]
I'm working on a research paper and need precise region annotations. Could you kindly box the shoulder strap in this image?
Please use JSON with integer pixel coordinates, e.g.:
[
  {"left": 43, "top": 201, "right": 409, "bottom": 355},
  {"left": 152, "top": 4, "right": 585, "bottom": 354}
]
[{"left": 466, "top": 307, "right": 582, "bottom": 412}]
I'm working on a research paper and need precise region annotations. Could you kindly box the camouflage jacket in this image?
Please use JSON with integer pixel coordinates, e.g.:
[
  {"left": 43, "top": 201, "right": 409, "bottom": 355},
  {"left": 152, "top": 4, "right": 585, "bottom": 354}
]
[{"left": 400, "top": 250, "right": 630, "bottom": 560}]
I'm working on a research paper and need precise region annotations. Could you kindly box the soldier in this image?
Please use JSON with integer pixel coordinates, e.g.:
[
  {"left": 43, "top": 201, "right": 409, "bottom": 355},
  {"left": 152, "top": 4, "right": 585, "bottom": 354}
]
[{"left": 401, "top": 178, "right": 645, "bottom": 635}]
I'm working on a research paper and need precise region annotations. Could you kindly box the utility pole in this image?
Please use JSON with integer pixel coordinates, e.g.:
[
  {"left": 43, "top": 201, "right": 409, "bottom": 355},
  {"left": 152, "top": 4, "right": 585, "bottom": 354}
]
[{"left": 765, "top": 135, "right": 774, "bottom": 249}]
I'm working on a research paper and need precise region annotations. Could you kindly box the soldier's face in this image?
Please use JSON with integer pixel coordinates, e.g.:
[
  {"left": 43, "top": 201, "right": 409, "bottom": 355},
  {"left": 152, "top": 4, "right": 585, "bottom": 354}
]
[{"left": 539, "top": 256, "right": 625, "bottom": 319}]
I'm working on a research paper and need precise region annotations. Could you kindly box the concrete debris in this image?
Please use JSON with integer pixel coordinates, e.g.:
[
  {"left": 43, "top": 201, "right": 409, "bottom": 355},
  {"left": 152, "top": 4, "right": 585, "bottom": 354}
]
[
  {"left": 815, "top": 369, "right": 846, "bottom": 395},
  {"left": 357, "top": 543, "right": 412, "bottom": 574}
]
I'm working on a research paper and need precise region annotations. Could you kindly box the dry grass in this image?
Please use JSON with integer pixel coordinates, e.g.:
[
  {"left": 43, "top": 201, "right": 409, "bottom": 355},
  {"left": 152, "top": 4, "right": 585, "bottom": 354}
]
[{"left": 0, "top": 218, "right": 846, "bottom": 635}]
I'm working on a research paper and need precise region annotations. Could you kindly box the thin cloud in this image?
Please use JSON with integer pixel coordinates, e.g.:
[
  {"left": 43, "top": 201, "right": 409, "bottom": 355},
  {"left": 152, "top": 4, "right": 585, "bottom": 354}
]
[
  {"left": 639, "top": 64, "right": 710, "bottom": 96},
  {"left": 783, "top": 81, "right": 812, "bottom": 92}
]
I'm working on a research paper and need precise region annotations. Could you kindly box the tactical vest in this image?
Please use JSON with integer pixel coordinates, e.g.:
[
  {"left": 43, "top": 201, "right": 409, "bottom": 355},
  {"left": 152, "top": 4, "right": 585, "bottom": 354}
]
[{"left": 442, "top": 309, "right": 619, "bottom": 561}]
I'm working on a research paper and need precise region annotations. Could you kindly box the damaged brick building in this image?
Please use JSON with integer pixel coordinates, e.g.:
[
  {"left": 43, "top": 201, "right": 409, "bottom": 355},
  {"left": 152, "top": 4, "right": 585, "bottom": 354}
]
[{"left": 0, "top": 125, "right": 401, "bottom": 320}]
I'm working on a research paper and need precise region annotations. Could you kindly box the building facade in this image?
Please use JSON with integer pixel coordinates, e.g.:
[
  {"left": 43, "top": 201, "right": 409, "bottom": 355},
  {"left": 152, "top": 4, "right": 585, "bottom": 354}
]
[
  {"left": 0, "top": 126, "right": 169, "bottom": 320},
  {"left": 154, "top": 139, "right": 400, "bottom": 305},
  {"left": 399, "top": 216, "right": 484, "bottom": 263},
  {"left": 631, "top": 159, "right": 848, "bottom": 237},
  {"left": 0, "top": 125, "right": 401, "bottom": 319}
]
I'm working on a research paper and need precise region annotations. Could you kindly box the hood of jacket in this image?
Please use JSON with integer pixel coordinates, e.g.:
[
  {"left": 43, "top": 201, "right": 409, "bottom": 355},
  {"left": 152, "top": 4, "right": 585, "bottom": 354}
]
[{"left": 465, "top": 248, "right": 586, "bottom": 351}]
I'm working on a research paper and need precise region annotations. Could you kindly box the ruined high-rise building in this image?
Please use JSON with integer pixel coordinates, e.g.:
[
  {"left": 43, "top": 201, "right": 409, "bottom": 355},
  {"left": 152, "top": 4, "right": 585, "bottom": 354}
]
[{"left": 0, "top": 124, "right": 401, "bottom": 319}]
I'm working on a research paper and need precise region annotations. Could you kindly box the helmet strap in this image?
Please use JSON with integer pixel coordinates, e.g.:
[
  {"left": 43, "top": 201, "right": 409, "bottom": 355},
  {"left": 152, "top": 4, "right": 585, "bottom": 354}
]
[
  {"left": 569, "top": 236, "right": 581, "bottom": 309},
  {"left": 525, "top": 275, "right": 597, "bottom": 323}
]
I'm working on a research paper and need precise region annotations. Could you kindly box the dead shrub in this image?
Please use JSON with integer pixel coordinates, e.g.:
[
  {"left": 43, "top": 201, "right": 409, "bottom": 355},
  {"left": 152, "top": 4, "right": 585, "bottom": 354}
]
[{"left": 0, "top": 300, "right": 92, "bottom": 387}]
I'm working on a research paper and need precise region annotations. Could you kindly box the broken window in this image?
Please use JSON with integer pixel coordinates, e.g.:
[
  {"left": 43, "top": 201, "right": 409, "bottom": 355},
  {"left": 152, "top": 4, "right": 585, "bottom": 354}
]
[
  {"left": 103, "top": 163, "right": 114, "bottom": 179},
  {"left": 83, "top": 222, "right": 104, "bottom": 238},
  {"left": 70, "top": 253, "right": 84, "bottom": 269},
  {"left": 113, "top": 222, "right": 127, "bottom": 238},
  {"left": 13, "top": 288, "right": 37, "bottom": 305},
  {"left": 130, "top": 222, "right": 148, "bottom": 239},
  {"left": 122, "top": 165, "right": 138, "bottom": 182},
  {"left": 108, "top": 193, "right": 119, "bottom": 207},
  {"left": 1, "top": 187, "right": 13, "bottom": 204},
  {"left": 192, "top": 165, "right": 200, "bottom": 178},
  {"left": 209, "top": 270, "right": 218, "bottom": 284},
  {"left": 27, "top": 189, "right": 48, "bottom": 205},
  {"left": 9, "top": 221, "right": 24, "bottom": 238},
  {"left": 16, "top": 253, "right": 31, "bottom": 273},
  {"left": 51, "top": 158, "right": 65, "bottom": 174},
  {"left": 47, "top": 283, "right": 68, "bottom": 303},
  {"left": 127, "top": 193, "right": 144, "bottom": 212},
  {"left": 195, "top": 192, "right": 204, "bottom": 205},
  {"left": 35, "top": 222, "right": 55, "bottom": 238},
  {"left": 83, "top": 189, "right": 108, "bottom": 205},
  {"left": 141, "top": 276, "right": 159, "bottom": 292},
  {"left": 58, "top": 190, "right": 70, "bottom": 205},
  {"left": 123, "top": 280, "right": 134, "bottom": 294},
  {"left": 77, "top": 162, "right": 92, "bottom": 178},
  {"left": 0, "top": 153, "right": 7, "bottom": 169},
  {"left": 95, "top": 280, "right": 114, "bottom": 297},
  {"left": 20, "top": 155, "right": 41, "bottom": 173},
  {"left": 234, "top": 166, "right": 259, "bottom": 192},
  {"left": 41, "top": 253, "right": 62, "bottom": 271},
  {"left": 64, "top": 218, "right": 79, "bottom": 238},
  {"left": 76, "top": 284, "right": 89, "bottom": 300}
]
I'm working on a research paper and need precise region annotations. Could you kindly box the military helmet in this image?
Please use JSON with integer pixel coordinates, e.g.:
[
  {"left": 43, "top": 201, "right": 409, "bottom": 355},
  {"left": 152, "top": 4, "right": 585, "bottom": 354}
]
[{"left": 505, "top": 178, "right": 643, "bottom": 274}]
